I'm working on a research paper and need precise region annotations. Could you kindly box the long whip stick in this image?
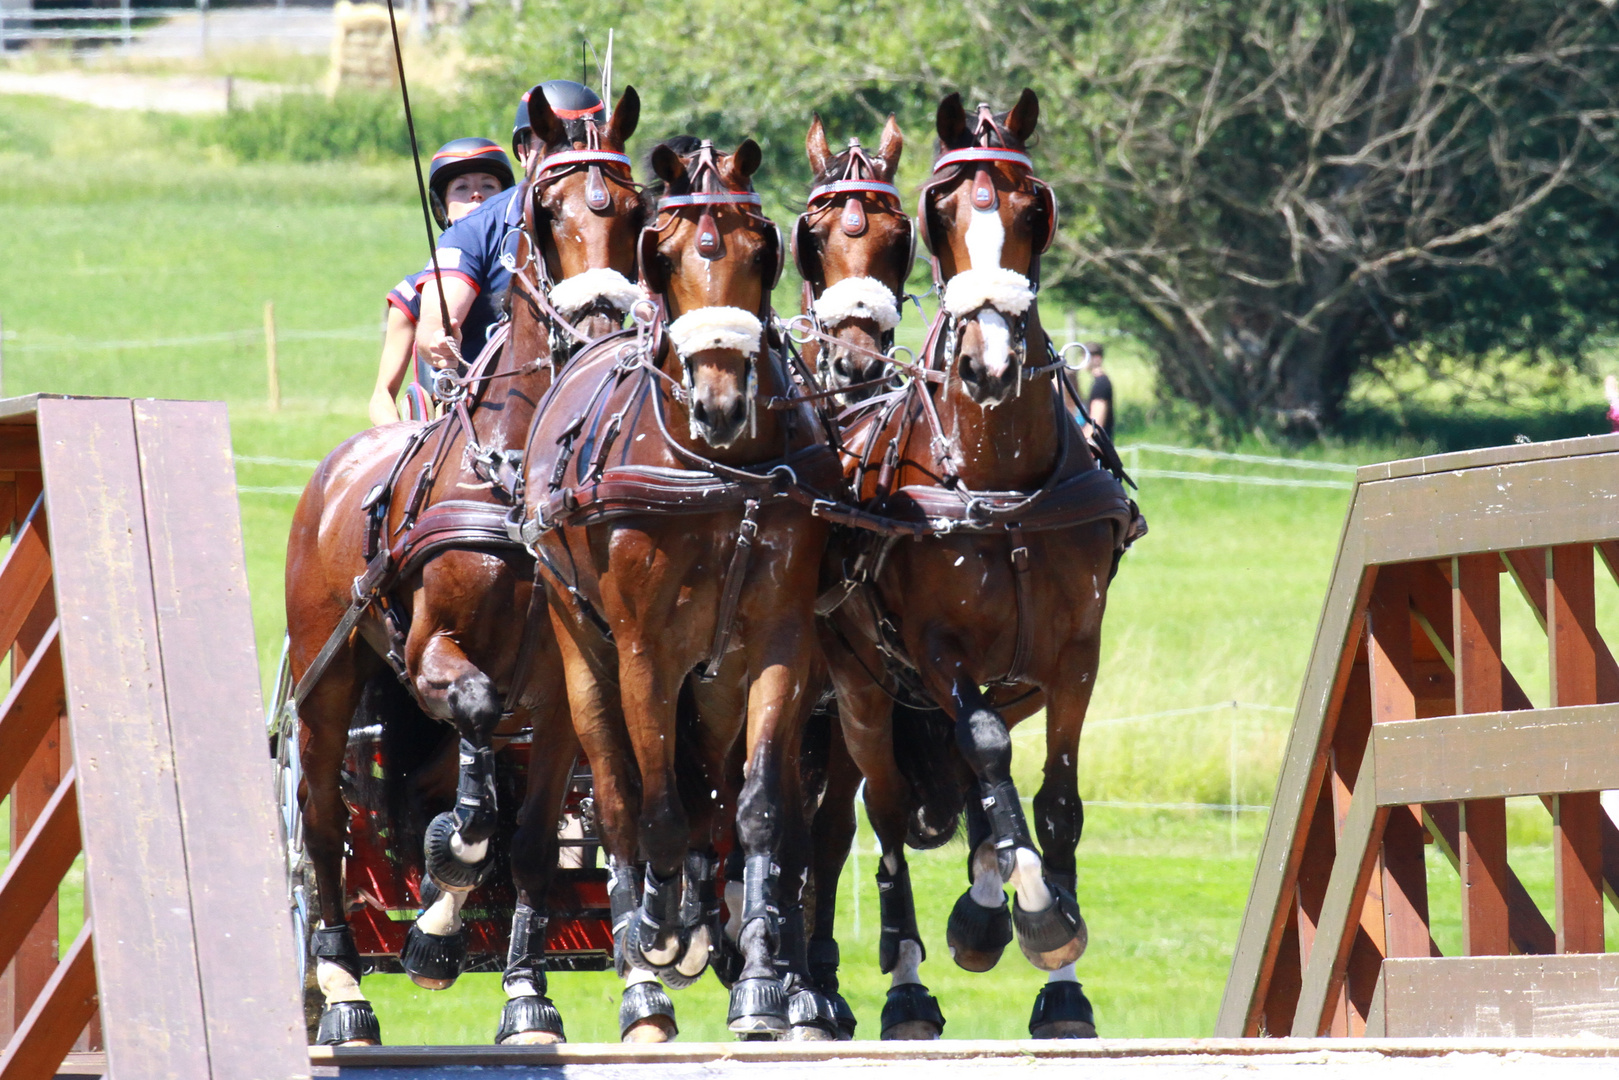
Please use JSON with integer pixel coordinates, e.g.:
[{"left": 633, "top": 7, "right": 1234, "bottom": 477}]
[{"left": 382, "top": 0, "right": 457, "bottom": 351}]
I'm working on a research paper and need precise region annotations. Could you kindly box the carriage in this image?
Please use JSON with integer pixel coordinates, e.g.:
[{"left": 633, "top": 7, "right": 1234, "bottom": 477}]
[{"left": 267, "top": 636, "right": 613, "bottom": 1029}]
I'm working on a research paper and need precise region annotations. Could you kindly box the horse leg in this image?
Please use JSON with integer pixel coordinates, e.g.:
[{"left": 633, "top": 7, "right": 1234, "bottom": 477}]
[
  {"left": 545, "top": 604, "right": 676, "bottom": 1042},
  {"left": 947, "top": 670, "right": 1085, "bottom": 976},
  {"left": 1026, "top": 634, "right": 1102, "bottom": 1039},
  {"left": 402, "top": 635, "right": 502, "bottom": 990},
  {"left": 298, "top": 650, "right": 382, "bottom": 1045},
  {"left": 612, "top": 627, "right": 692, "bottom": 985},
  {"left": 827, "top": 661, "right": 945, "bottom": 1041},
  {"left": 497, "top": 686, "right": 575, "bottom": 1045},
  {"left": 805, "top": 718, "right": 860, "bottom": 1039},
  {"left": 725, "top": 625, "right": 818, "bottom": 1039}
]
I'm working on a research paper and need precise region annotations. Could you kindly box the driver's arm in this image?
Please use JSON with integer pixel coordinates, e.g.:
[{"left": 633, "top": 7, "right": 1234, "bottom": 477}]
[
  {"left": 415, "top": 274, "right": 479, "bottom": 369},
  {"left": 369, "top": 305, "right": 418, "bottom": 426}
]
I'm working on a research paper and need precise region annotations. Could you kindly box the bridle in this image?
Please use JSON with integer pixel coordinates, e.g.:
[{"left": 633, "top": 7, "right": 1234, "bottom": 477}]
[
  {"left": 637, "top": 141, "right": 785, "bottom": 437},
  {"left": 507, "top": 118, "right": 640, "bottom": 366},
  {"left": 916, "top": 104, "right": 1061, "bottom": 392}
]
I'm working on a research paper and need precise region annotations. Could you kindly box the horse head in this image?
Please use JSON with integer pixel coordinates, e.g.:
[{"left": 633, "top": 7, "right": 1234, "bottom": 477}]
[
  {"left": 521, "top": 85, "right": 645, "bottom": 342},
  {"left": 921, "top": 89, "right": 1057, "bottom": 407},
  {"left": 795, "top": 115, "right": 911, "bottom": 402},
  {"left": 643, "top": 137, "right": 784, "bottom": 449}
]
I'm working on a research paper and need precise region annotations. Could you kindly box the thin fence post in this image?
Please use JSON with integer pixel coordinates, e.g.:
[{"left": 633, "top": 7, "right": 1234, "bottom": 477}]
[
  {"left": 1229, "top": 701, "right": 1239, "bottom": 850},
  {"left": 121, "top": 0, "right": 131, "bottom": 49},
  {"left": 264, "top": 301, "right": 280, "bottom": 411},
  {"left": 198, "top": 0, "right": 209, "bottom": 57}
]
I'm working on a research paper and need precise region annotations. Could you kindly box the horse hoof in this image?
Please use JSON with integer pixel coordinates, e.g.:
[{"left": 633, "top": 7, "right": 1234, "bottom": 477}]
[
  {"left": 828, "top": 990, "right": 857, "bottom": 1040},
  {"left": 316, "top": 1000, "right": 381, "bottom": 1046},
  {"left": 879, "top": 983, "right": 944, "bottom": 1040},
  {"left": 496, "top": 994, "right": 565, "bottom": 1045},
  {"left": 946, "top": 889, "right": 1011, "bottom": 972},
  {"left": 727, "top": 976, "right": 789, "bottom": 1035},
  {"left": 649, "top": 926, "right": 709, "bottom": 991},
  {"left": 401, "top": 923, "right": 466, "bottom": 990},
  {"left": 624, "top": 1017, "right": 677, "bottom": 1043},
  {"left": 423, "top": 811, "right": 493, "bottom": 892},
  {"left": 1029, "top": 981, "right": 1097, "bottom": 1039},
  {"left": 787, "top": 985, "right": 839, "bottom": 1041},
  {"left": 619, "top": 982, "right": 677, "bottom": 1042},
  {"left": 1013, "top": 884, "right": 1087, "bottom": 971}
]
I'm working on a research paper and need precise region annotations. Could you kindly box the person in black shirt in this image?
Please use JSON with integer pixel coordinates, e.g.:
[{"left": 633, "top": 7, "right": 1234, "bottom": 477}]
[{"left": 1084, "top": 342, "right": 1114, "bottom": 440}]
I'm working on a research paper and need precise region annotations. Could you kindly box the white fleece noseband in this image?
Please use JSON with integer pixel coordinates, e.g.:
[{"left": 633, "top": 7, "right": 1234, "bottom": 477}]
[
  {"left": 812, "top": 276, "right": 901, "bottom": 331},
  {"left": 547, "top": 268, "right": 642, "bottom": 318},
  {"left": 667, "top": 306, "right": 763, "bottom": 358},
  {"left": 943, "top": 267, "right": 1035, "bottom": 319}
]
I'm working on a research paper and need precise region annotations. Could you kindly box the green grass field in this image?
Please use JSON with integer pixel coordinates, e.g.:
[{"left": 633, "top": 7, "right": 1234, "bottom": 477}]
[{"left": 3, "top": 89, "right": 1615, "bottom": 1044}]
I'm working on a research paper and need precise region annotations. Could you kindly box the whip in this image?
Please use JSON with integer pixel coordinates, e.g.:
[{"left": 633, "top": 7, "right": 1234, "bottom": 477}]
[{"left": 382, "top": 0, "right": 457, "bottom": 355}]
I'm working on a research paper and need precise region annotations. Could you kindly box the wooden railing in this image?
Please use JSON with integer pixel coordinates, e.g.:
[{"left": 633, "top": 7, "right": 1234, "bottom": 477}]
[
  {"left": 1219, "top": 433, "right": 1619, "bottom": 1038},
  {"left": 0, "top": 396, "right": 305, "bottom": 1080}
]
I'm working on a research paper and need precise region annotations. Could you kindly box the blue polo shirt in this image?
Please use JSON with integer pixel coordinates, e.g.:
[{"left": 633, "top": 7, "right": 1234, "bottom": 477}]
[
  {"left": 385, "top": 271, "right": 427, "bottom": 324},
  {"left": 422, "top": 186, "right": 524, "bottom": 357}
]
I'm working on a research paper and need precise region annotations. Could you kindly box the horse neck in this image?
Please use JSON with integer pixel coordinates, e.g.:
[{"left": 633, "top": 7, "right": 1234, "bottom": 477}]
[
  {"left": 468, "top": 309, "right": 552, "bottom": 451},
  {"left": 934, "top": 326, "right": 1063, "bottom": 491}
]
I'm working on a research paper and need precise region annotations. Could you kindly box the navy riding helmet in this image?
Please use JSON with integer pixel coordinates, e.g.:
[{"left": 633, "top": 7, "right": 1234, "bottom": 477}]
[
  {"left": 427, "top": 138, "right": 515, "bottom": 229},
  {"left": 512, "top": 79, "right": 605, "bottom": 158}
]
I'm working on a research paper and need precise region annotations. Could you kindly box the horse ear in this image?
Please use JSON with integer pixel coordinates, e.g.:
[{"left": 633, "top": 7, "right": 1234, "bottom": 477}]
[
  {"left": 936, "top": 92, "right": 967, "bottom": 147},
  {"left": 608, "top": 85, "right": 640, "bottom": 146},
  {"left": 806, "top": 114, "right": 831, "bottom": 178},
  {"left": 524, "top": 85, "right": 569, "bottom": 151},
  {"left": 650, "top": 142, "right": 687, "bottom": 187},
  {"left": 733, "top": 138, "right": 763, "bottom": 180},
  {"left": 876, "top": 114, "right": 903, "bottom": 179},
  {"left": 1005, "top": 88, "right": 1039, "bottom": 142}
]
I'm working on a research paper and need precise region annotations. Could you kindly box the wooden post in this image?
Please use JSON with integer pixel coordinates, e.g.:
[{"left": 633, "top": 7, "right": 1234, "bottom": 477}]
[
  {"left": 1549, "top": 544, "right": 1603, "bottom": 953},
  {"left": 264, "top": 301, "right": 281, "bottom": 412},
  {"left": 1454, "top": 553, "right": 1510, "bottom": 956}
]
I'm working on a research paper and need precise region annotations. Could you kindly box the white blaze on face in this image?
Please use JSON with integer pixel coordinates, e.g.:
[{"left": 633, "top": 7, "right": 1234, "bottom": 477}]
[
  {"left": 963, "top": 206, "right": 1014, "bottom": 377},
  {"left": 976, "top": 310, "right": 1012, "bottom": 378},
  {"left": 964, "top": 205, "right": 1006, "bottom": 270}
]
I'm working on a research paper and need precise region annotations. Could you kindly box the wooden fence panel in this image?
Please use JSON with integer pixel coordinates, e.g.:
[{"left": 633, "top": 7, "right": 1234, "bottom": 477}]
[
  {"left": 131, "top": 401, "right": 307, "bottom": 1080},
  {"left": 37, "top": 398, "right": 212, "bottom": 1079}
]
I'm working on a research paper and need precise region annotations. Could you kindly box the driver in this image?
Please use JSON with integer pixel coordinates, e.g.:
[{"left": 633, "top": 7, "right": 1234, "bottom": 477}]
[
  {"left": 414, "top": 80, "right": 609, "bottom": 374},
  {"left": 369, "top": 137, "right": 515, "bottom": 426}
]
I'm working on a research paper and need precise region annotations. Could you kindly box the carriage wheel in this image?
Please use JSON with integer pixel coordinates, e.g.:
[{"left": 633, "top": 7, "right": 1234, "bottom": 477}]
[{"left": 268, "top": 632, "right": 324, "bottom": 1040}]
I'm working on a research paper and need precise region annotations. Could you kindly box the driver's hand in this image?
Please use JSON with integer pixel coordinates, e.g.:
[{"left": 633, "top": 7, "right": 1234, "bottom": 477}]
[{"left": 422, "top": 326, "right": 463, "bottom": 370}]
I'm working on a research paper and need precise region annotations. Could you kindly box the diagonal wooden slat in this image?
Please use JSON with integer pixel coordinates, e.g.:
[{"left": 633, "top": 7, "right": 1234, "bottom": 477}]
[
  {"left": 1424, "top": 804, "right": 1554, "bottom": 956},
  {"left": 0, "top": 921, "right": 96, "bottom": 1080},
  {"left": 0, "top": 770, "right": 78, "bottom": 972},
  {"left": 0, "top": 623, "right": 62, "bottom": 800},
  {"left": 0, "top": 501, "right": 49, "bottom": 657},
  {"left": 1292, "top": 761, "right": 1388, "bottom": 1036}
]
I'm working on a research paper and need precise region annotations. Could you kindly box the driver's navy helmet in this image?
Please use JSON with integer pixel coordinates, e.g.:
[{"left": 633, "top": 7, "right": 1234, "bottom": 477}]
[{"left": 427, "top": 138, "right": 514, "bottom": 229}]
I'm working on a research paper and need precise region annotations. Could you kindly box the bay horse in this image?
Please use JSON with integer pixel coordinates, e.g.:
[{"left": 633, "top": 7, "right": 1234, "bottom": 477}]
[
  {"left": 284, "top": 87, "right": 643, "bottom": 1047},
  {"left": 817, "top": 90, "right": 1145, "bottom": 1039},
  {"left": 780, "top": 114, "right": 930, "bottom": 1039},
  {"left": 520, "top": 137, "right": 841, "bottom": 1039},
  {"left": 789, "top": 114, "right": 913, "bottom": 402}
]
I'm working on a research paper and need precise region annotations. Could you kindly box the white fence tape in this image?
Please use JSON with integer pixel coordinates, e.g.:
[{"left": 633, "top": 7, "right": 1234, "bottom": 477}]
[{"left": 1118, "top": 442, "right": 1359, "bottom": 473}]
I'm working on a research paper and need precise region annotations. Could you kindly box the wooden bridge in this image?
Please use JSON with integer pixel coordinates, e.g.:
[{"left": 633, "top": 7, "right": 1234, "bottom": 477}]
[{"left": 5, "top": 402, "right": 1619, "bottom": 1078}]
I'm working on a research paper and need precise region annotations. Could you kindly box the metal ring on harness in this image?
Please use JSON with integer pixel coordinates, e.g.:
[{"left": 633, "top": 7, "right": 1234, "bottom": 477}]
[
  {"left": 768, "top": 464, "right": 799, "bottom": 492},
  {"left": 887, "top": 344, "right": 915, "bottom": 367},
  {"left": 432, "top": 368, "right": 468, "bottom": 403},
  {"left": 781, "top": 314, "right": 818, "bottom": 346},
  {"left": 1059, "top": 342, "right": 1093, "bottom": 369}
]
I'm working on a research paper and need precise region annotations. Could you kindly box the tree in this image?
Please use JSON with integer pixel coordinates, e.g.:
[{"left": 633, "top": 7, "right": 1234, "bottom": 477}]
[{"left": 994, "top": 0, "right": 1619, "bottom": 433}]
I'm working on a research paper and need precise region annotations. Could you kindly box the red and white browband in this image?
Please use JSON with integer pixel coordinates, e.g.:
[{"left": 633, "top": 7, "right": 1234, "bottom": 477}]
[
  {"left": 538, "top": 149, "right": 632, "bottom": 171},
  {"left": 807, "top": 179, "right": 901, "bottom": 204},
  {"left": 933, "top": 147, "right": 1035, "bottom": 172},
  {"left": 659, "top": 191, "right": 763, "bottom": 208},
  {"left": 433, "top": 146, "right": 507, "bottom": 163}
]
